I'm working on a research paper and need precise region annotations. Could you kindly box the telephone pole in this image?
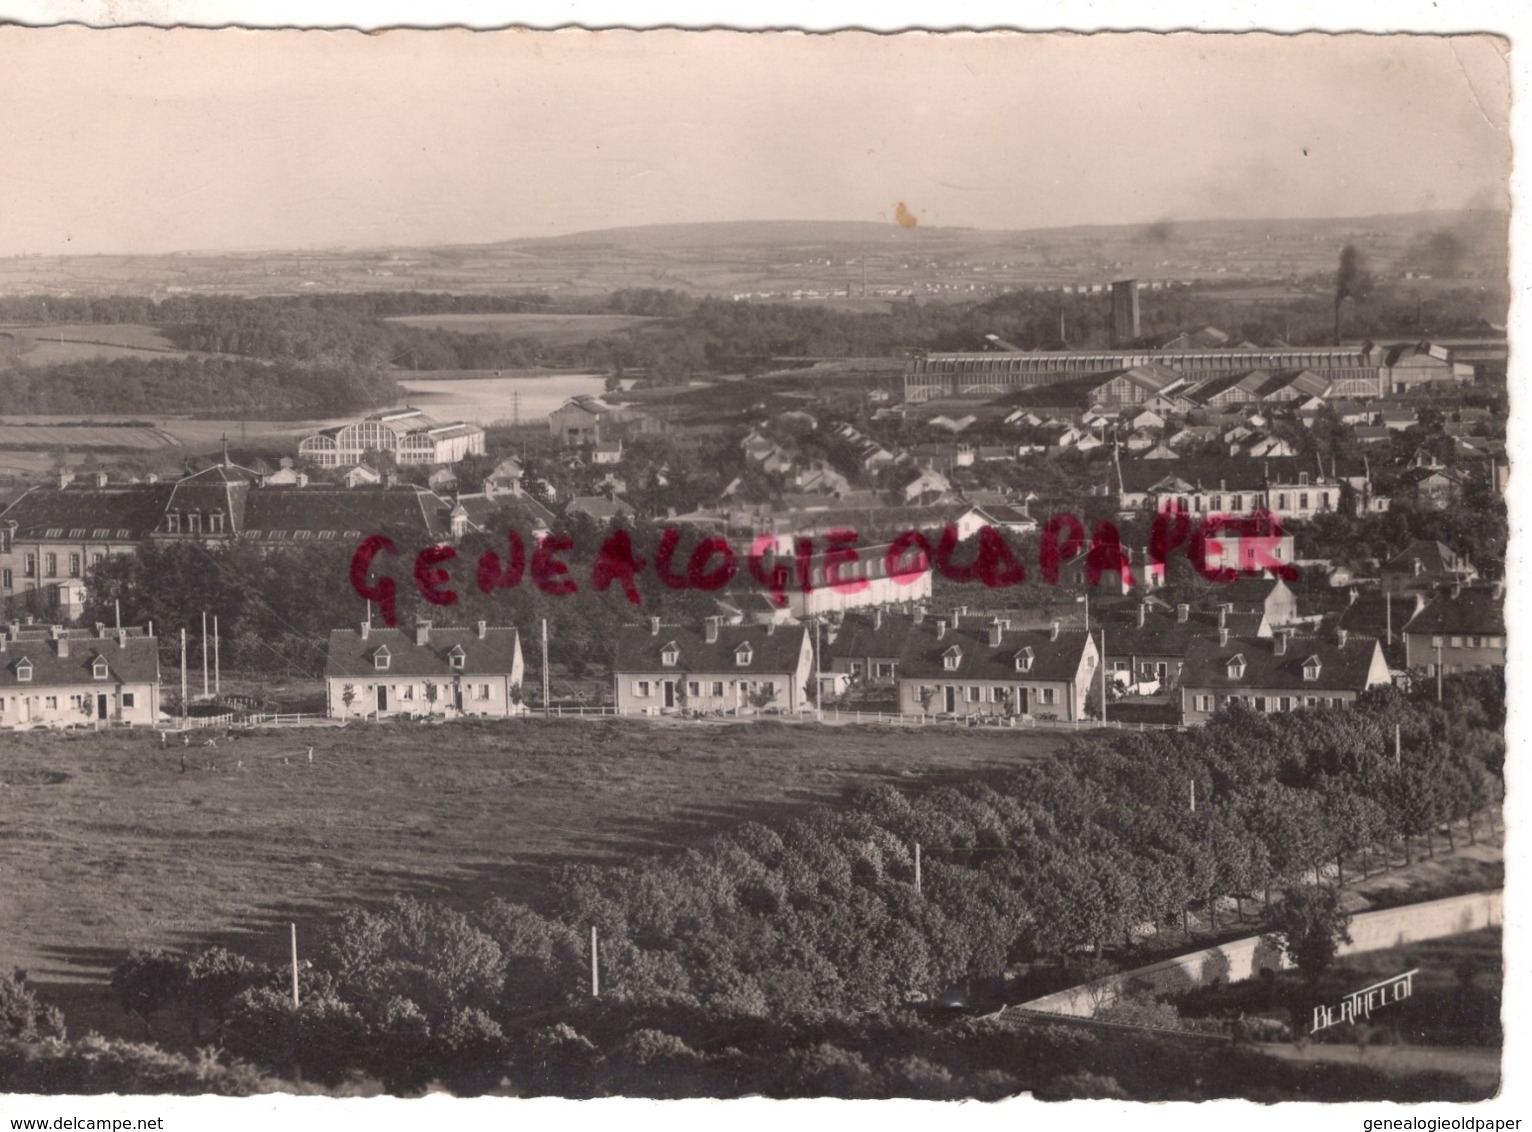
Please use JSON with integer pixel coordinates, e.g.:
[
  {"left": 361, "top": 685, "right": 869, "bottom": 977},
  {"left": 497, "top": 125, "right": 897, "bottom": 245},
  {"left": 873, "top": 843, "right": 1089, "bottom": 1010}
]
[
  {"left": 179, "top": 629, "right": 187, "bottom": 722},
  {"left": 590, "top": 925, "right": 600, "bottom": 997},
  {"left": 541, "top": 618, "right": 551, "bottom": 718},
  {"left": 213, "top": 615, "right": 221, "bottom": 697},
  {"left": 201, "top": 611, "right": 209, "bottom": 699},
  {"left": 290, "top": 923, "right": 301, "bottom": 1008}
]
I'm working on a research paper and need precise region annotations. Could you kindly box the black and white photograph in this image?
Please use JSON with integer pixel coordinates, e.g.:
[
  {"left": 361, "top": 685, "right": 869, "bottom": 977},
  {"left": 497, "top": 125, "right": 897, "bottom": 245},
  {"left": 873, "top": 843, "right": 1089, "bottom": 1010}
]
[{"left": 0, "top": 5, "right": 1519, "bottom": 1124}]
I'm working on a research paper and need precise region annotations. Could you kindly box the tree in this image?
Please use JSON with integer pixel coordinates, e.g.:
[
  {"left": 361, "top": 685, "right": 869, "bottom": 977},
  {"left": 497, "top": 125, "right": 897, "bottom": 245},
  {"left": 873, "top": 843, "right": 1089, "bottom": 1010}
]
[
  {"left": 1263, "top": 884, "right": 1352, "bottom": 984},
  {"left": 745, "top": 684, "right": 776, "bottom": 712},
  {"left": 341, "top": 684, "right": 357, "bottom": 714},
  {"left": 0, "top": 971, "right": 65, "bottom": 1041},
  {"left": 111, "top": 949, "right": 187, "bottom": 1034}
]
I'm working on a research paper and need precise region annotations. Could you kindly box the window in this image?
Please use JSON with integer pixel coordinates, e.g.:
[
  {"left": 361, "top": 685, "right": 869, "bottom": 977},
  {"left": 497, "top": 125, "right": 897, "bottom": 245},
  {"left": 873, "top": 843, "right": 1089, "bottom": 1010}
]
[
  {"left": 942, "top": 645, "right": 962, "bottom": 671},
  {"left": 1039, "top": 687, "right": 1056, "bottom": 705},
  {"left": 687, "top": 681, "right": 700, "bottom": 698},
  {"left": 23, "top": 554, "right": 34, "bottom": 578},
  {"left": 761, "top": 681, "right": 775, "bottom": 698},
  {"left": 92, "top": 553, "right": 103, "bottom": 568},
  {"left": 710, "top": 681, "right": 724, "bottom": 697},
  {"left": 1299, "top": 493, "right": 1309, "bottom": 510},
  {"left": 1299, "top": 472, "right": 1310, "bottom": 486},
  {"left": 1225, "top": 655, "right": 1246, "bottom": 680},
  {"left": 92, "top": 658, "right": 109, "bottom": 680},
  {"left": 167, "top": 513, "right": 180, "bottom": 534},
  {"left": 45, "top": 696, "right": 58, "bottom": 710},
  {"left": 1254, "top": 697, "right": 1268, "bottom": 713},
  {"left": 1276, "top": 494, "right": 1288, "bottom": 510},
  {"left": 69, "top": 553, "right": 81, "bottom": 577},
  {"left": 660, "top": 644, "right": 680, "bottom": 667},
  {"left": 373, "top": 647, "right": 390, "bottom": 671},
  {"left": 122, "top": 693, "right": 135, "bottom": 708},
  {"left": 1450, "top": 636, "right": 1463, "bottom": 648},
  {"left": 1302, "top": 657, "right": 1321, "bottom": 681},
  {"left": 1431, "top": 635, "right": 1444, "bottom": 648},
  {"left": 635, "top": 680, "right": 651, "bottom": 697},
  {"left": 963, "top": 686, "right": 976, "bottom": 703},
  {"left": 449, "top": 647, "right": 465, "bottom": 670},
  {"left": 735, "top": 644, "right": 752, "bottom": 667},
  {"left": 210, "top": 512, "right": 224, "bottom": 534},
  {"left": 874, "top": 662, "right": 895, "bottom": 679},
  {"left": 1279, "top": 696, "right": 1292, "bottom": 711},
  {"left": 188, "top": 513, "right": 202, "bottom": 535},
  {"left": 1487, "top": 636, "right": 1504, "bottom": 649},
  {"left": 1, "top": 569, "right": 9, "bottom": 589},
  {"left": 70, "top": 694, "right": 85, "bottom": 710},
  {"left": 477, "top": 684, "right": 490, "bottom": 700},
  {"left": 1305, "top": 696, "right": 1318, "bottom": 707},
  {"left": 401, "top": 685, "right": 414, "bottom": 701},
  {"left": 16, "top": 661, "right": 32, "bottom": 682},
  {"left": 849, "top": 662, "right": 864, "bottom": 676},
  {"left": 45, "top": 553, "right": 57, "bottom": 577}
]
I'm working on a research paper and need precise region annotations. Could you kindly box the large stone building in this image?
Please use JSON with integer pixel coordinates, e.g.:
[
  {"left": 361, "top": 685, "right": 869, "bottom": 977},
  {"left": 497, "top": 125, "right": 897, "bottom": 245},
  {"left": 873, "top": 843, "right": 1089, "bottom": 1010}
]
[
  {"left": 0, "top": 461, "right": 472, "bottom": 618},
  {"left": 0, "top": 623, "right": 160, "bottom": 729},
  {"left": 298, "top": 409, "right": 485, "bottom": 468}
]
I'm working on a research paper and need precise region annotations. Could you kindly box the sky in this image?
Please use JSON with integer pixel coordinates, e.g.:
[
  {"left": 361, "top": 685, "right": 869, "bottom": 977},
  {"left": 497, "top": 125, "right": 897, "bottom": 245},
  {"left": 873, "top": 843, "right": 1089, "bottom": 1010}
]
[{"left": 0, "top": 27, "right": 1512, "bottom": 256}]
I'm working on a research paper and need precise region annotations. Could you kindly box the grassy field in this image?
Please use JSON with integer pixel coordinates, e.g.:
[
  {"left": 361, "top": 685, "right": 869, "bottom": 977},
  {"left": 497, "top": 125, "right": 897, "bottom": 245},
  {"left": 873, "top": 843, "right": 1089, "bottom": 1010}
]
[
  {"left": 0, "top": 322, "right": 199, "bottom": 366},
  {"left": 0, "top": 716, "right": 1068, "bottom": 1035},
  {"left": 384, "top": 312, "right": 660, "bottom": 344}
]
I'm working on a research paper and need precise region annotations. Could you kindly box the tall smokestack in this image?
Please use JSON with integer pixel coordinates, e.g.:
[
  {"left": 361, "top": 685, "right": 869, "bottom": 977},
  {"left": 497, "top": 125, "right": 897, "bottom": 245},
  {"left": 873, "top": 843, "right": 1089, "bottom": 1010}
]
[{"left": 1334, "top": 244, "right": 1370, "bottom": 346}]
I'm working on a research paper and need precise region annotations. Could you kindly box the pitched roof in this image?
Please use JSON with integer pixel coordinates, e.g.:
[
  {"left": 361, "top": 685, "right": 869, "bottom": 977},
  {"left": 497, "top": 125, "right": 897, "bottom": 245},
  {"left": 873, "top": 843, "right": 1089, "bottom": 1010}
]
[
  {"left": 0, "top": 630, "right": 159, "bottom": 689},
  {"left": 613, "top": 622, "right": 808, "bottom": 674},
  {"left": 1, "top": 484, "right": 176, "bottom": 541},
  {"left": 1402, "top": 587, "right": 1505, "bottom": 636},
  {"left": 324, "top": 625, "right": 522, "bottom": 679},
  {"left": 1180, "top": 633, "right": 1384, "bottom": 693},
  {"left": 896, "top": 622, "right": 1090, "bottom": 683},
  {"left": 242, "top": 486, "right": 458, "bottom": 540},
  {"left": 1384, "top": 539, "right": 1469, "bottom": 574}
]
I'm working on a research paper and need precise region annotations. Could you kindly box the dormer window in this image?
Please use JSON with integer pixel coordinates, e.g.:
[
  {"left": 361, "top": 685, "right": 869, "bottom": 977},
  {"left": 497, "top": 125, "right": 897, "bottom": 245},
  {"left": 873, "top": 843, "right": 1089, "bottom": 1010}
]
[
  {"left": 15, "top": 658, "right": 32, "bottom": 682},
  {"left": 188, "top": 512, "right": 202, "bottom": 535},
  {"left": 1302, "top": 656, "right": 1322, "bottom": 682},
  {"left": 942, "top": 645, "right": 963, "bottom": 671},
  {"left": 448, "top": 645, "right": 466, "bottom": 671},
  {"left": 734, "top": 643, "right": 753, "bottom": 667},
  {"left": 210, "top": 511, "right": 225, "bottom": 534},
  {"left": 1013, "top": 647, "right": 1035, "bottom": 673},
  {"left": 166, "top": 512, "right": 180, "bottom": 534},
  {"left": 92, "top": 657, "right": 109, "bottom": 680},
  {"left": 660, "top": 643, "right": 680, "bottom": 667},
  {"left": 1225, "top": 654, "right": 1247, "bottom": 680},
  {"left": 373, "top": 646, "right": 391, "bottom": 671}
]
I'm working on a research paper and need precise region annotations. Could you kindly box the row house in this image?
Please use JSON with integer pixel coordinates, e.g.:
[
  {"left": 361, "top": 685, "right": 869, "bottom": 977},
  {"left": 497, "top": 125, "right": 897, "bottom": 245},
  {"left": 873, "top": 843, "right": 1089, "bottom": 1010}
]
[
  {"left": 1179, "top": 627, "right": 1391, "bottom": 725},
  {"left": 897, "top": 617, "right": 1099, "bottom": 721},
  {"left": 1381, "top": 540, "right": 1477, "bottom": 596},
  {"left": 612, "top": 617, "right": 812, "bottom": 716},
  {"left": 1098, "top": 602, "right": 1270, "bottom": 689},
  {"left": 323, "top": 621, "right": 526, "bottom": 720},
  {"left": 0, "top": 623, "right": 160, "bottom": 729}
]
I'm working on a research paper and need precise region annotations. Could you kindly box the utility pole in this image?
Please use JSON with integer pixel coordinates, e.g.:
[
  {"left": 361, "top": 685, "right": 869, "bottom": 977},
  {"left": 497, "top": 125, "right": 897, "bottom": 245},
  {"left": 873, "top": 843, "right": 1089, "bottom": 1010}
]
[
  {"left": 213, "top": 615, "right": 221, "bottom": 697},
  {"left": 1395, "top": 723, "right": 1402, "bottom": 769},
  {"left": 1436, "top": 643, "right": 1444, "bottom": 702},
  {"left": 1099, "top": 627, "right": 1107, "bottom": 725},
  {"left": 541, "top": 618, "right": 551, "bottom": 718},
  {"left": 114, "top": 598, "right": 121, "bottom": 632},
  {"left": 914, "top": 842, "right": 922, "bottom": 896},
  {"left": 1385, "top": 592, "right": 1392, "bottom": 645},
  {"left": 590, "top": 925, "right": 600, "bottom": 997},
  {"left": 813, "top": 617, "right": 822, "bottom": 720},
  {"left": 1190, "top": 778, "right": 1197, "bottom": 814},
  {"left": 180, "top": 629, "right": 187, "bottom": 722},
  {"left": 290, "top": 923, "right": 300, "bottom": 1008},
  {"left": 201, "top": 611, "right": 209, "bottom": 699}
]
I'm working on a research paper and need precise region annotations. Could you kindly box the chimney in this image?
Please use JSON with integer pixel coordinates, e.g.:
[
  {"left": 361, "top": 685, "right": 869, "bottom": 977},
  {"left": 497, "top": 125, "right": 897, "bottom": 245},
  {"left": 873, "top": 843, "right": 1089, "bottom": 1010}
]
[
  {"left": 414, "top": 621, "right": 430, "bottom": 647},
  {"left": 117, "top": 629, "right": 126, "bottom": 649},
  {"left": 705, "top": 616, "right": 720, "bottom": 643},
  {"left": 49, "top": 624, "right": 60, "bottom": 640},
  {"left": 1137, "top": 603, "right": 1147, "bottom": 628},
  {"left": 1218, "top": 626, "right": 1229, "bottom": 647},
  {"left": 477, "top": 620, "right": 487, "bottom": 640},
  {"left": 1413, "top": 558, "right": 1423, "bottom": 576},
  {"left": 1273, "top": 629, "right": 1288, "bottom": 656},
  {"left": 1050, "top": 621, "right": 1061, "bottom": 642},
  {"left": 55, "top": 635, "right": 69, "bottom": 658},
  {"left": 360, "top": 622, "right": 370, "bottom": 640},
  {"left": 935, "top": 619, "right": 948, "bottom": 640},
  {"left": 913, "top": 606, "right": 926, "bottom": 625},
  {"left": 873, "top": 608, "right": 883, "bottom": 631},
  {"left": 766, "top": 620, "right": 776, "bottom": 636},
  {"left": 57, "top": 469, "right": 74, "bottom": 489},
  {"left": 988, "top": 621, "right": 1004, "bottom": 647},
  {"left": 1176, "top": 603, "right": 1189, "bottom": 624},
  {"left": 95, "top": 622, "right": 105, "bottom": 637},
  {"left": 950, "top": 608, "right": 962, "bottom": 629},
  {"left": 649, "top": 616, "right": 661, "bottom": 636},
  {"left": 1337, "top": 628, "right": 1349, "bottom": 649},
  {"left": 1218, "top": 607, "right": 1227, "bottom": 629}
]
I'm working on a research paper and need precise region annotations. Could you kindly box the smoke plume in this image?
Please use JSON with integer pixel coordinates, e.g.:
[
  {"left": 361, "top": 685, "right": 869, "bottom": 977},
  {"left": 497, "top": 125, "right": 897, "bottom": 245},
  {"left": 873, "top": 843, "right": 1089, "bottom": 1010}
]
[{"left": 1333, "top": 244, "right": 1372, "bottom": 344}]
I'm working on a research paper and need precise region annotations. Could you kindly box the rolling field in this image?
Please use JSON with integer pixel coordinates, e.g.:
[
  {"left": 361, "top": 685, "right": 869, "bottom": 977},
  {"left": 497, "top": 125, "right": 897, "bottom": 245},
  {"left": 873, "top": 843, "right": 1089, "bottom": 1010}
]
[
  {"left": 385, "top": 312, "right": 660, "bottom": 343},
  {"left": 0, "top": 422, "right": 180, "bottom": 449},
  {"left": 0, "top": 716, "right": 1067, "bottom": 1035}
]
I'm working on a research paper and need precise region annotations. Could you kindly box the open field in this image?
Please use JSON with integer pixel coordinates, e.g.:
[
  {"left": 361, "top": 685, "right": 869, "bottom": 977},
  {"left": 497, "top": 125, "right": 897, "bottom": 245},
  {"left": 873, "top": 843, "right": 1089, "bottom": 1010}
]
[
  {"left": 0, "top": 716, "right": 1068, "bottom": 1035},
  {"left": 0, "top": 422, "right": 180, "bottom": 450},
  {"left": 0, "top": 322, "right": 201, "bottom": 366},
  {"left": 385, "top": 312, "right": 661, "bottom": 343},
  {"left": 394, "top": 371, "right": 609, "bottom": 426}
]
